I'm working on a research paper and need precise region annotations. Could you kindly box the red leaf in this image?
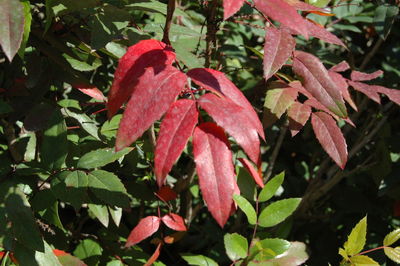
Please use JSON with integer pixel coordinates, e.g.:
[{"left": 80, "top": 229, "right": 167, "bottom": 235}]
[
  {"left": 288, "top": 102, "right": 312, "bottom": 137},
  {"left": 311, "top": 112, "right": 347, "bottom": 169},
  {"left": 305, "top": 98, "right": 338, "bottom": 120},
  {"left": 155, "top": 99, "right": 198, "bottom": 187},
  {"left": 55, "top": 250, "right": 87, "bottom": 266},
  {"left": 293, "top": 51, "right": 347, "bottom": 118},
  {"left": 289, "top": 80, "right": 313, "bottom": 99},
  {"left": 126, "top": 216, "right": 161, "bottom": 247},
  {"left": 156, "top": 186, "right": 178, "bottom": 202},
  {"left": 193, "top": 123, "right": 236, "bottom": 227},
  {"left": 107, "top": 40, "right": 176, "bottom": 118},
  {"left": 74, "top": 84, "right": 106, "bottom": 102},
  {"left": 328, "top": 71, "right": 357, "bottom": 111},
  {"left": 263, "top": 28, "right": 296, "bottom": 80},
  {"left": 144, "top": 243, "right": 162, "bottom": 266},
  {"left": 238, "top": 158, "right": 264, "bottom": 188},
  {"left": 187, "top": 68, "right": 265, "bottom": 140},
  {"left": 53, "top": 249, "right": 68, "bottom": 256},
  {"left": 199, "top": 93, "right": 260, "bottom": 164},
  {"left": 162, "top": 213, "right": 187, "bottom": 231},
  {"left": 375, "top": 86, "right": 400, "bottom": 106},
  {"left": 305, "top": 20, "right": 345, "bottom": 47},
  {"left": 254, "top": 0, "right": 309, "bottom": 38},
  {"left": 329, "top": 61, "right": 350, "bottom": 72},
  {"left": 348, "top": 81, "right": 381, "bottom": 104},
  {"left": 351, "top": 70, "right": 383, "bottom": 81},
  {"left": 115, "top": 66, "right": 187, "bottom": 151},
  {"left": 223, "top": 0, "right": 245, "bottom": 20}
]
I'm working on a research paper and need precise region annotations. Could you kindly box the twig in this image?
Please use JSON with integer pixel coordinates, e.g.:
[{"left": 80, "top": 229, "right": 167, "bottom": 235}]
[
  {"left": 265, "top": 122, "right": 288, "bottom": 181},
  {"left": 205, "top": 0, "right": 218, "bottom": 68},
  {"left": 359, "top": 38, "right": 384, "bottom": 70},
  {"left": 162, "top": 0, "right": 176, "bottom": 45},
  {"left": 147, "top": 124, "right": 157, "bottom": 151}
]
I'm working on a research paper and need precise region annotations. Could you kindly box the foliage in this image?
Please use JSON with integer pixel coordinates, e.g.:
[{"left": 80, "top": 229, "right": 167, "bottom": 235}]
[{"left": 0, "top": 0, "right": 399, "bottom": 265}]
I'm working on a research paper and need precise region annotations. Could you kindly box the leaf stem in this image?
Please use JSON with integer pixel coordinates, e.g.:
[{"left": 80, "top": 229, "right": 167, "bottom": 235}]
[
  {"left": 355, "top": 246, "right": 387, "bottom": 256},
  {"left": 162, "top": 0, "right": 176, "bottom": 45}
]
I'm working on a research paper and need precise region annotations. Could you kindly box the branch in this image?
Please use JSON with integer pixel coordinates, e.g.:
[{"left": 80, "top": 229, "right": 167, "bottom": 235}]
[
  {"left": 205, "top": 0, "right": 218, "bottom": 68},
  {"left": 162, "top": 0, "right": 176, "bottom": 45},
  {"left": 265, "top": 121, "right": 288, "bottom": 181}
]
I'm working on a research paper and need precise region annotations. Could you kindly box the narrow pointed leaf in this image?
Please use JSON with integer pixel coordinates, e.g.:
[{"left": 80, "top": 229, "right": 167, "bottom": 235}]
[
  {"left": 293, "top": 51, "right": 347, "bottom": 117},
  {"left": 144, "top": 243, "right": 162, "bottom": 266},
  {"left": 155, "top": 99, "right": 198, "bottom": 187},
  {"left": 107, "top": 39, "right": 176, "bottom": 117},
  {"left": 199, "top": 93, "right": 260, "bottom": 164},
  {"left": 305, "top": 20, "right": 346, "bottom": 47},
  {"left": 329, "top": 71, "right": 357, "bottom": 111},
  {"left": 258, "top": 198, "right": 302, "bottom": 227},
  {"left": 348, "top": 81, "right": 381, "bottom": 104},
  {"left": 329, "top": 61, "right": 350, "bottom": 72},
  {"left": 384, "top": 229, "right": 400, "bottom": 246},
  {"left": 223, "top": 0, "right": 245, "bottom": 20},
  {"left": 162, "top": 213, "right": 187, "bottom": 231},
  {"left": 376, "top": 87, "right": 400, "bottom": 106},
  {"left": 384, "top": 247, "right": 400, "bottom": 264},
  {"left": 259, "top": 172, "right": 285, "bottom": 202},
  {"left": 288, "top": 102, "right": 312, "bottom": 137},
  {"left": 0, "top": 0, "right": 25, "bottom": 61},
  {"left": 351, "top": 70, "right": 383, "bottom": 81},
  {"left": 74, "top": 85, "right": 106, "bottom": 102},
  {"left": 193, "top": 123, "right": 236, "bottom": 227},
  {"left": 350, "top": 255, "right": 379, "bottom": 265},
  {"left": 126, "top": 216, "right": 161, "bottom": 247},
  {"left": 311, "top": 112, "right": 347, "bottom": 168},
  {"left": 305, "top": 98, "right": 339, "bottom": 120},
  {"left": 238, "top": 158, "right": 264, "bottom": 188},
  {"left": 116, "top": 66, "right": 187, "bottom": 151},
  {"left": 263, "top": 28, "right": 296, "bottom": 80},
  {"left": 77, "top": 148, "right": 133, "bottom": 169},
  {"left": 264, "top": 88, "right": 298, "bottom": 119},
  {"left": 254, "top": 0, "right": 309, "bottom": 38},
  {"left": 233, "top": 194, "right": 257, "bottom": 225},
  {"left": 344, "top": 216, "right": 367, "bottom": 256},
  {"left": 187, "top": 68, "right": 264, "bottom": 140}
]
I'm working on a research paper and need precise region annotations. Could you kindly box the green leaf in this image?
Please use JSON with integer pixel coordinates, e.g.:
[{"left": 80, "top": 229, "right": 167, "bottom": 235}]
[
  {"left": 233, "top": 194, "right": 257, "bottom": 225},
  {"left": 384, "top": 247, "right": 400, "bottom": 264},
  {"left": 374, "top": 5, "right": 399, "bottom": 40},
  {"left": 31, "top": 189, "right": 64, "bottom": 230},
  {"left": 17, "top": 0, "right": 32, "bottom": 59},
  {"left": 0, "top": 99, "right": 13, "bottom": 114},
  {"left": 35, "top": 241, "right": 62, "bottom": 266},
  {"left": 258, "top": 198, "right": 301, "bottom": 227},
  {"left": 41, "top": 109, "right": 68, "bottom": 170},
  {"left": 224, "top": 233, "right": 248, "bottom": 261},
  {"left": 108, "top": 206, "right": 122, "bottom": 226},
  {"left": 249, "top": 238, "right": 290, "bottom": 261},
  {"left": 61, "top": 108, "right": 100, "bottom": 140},
  {"left": 258, "top": 241, "right": 308, "bottom": 266},
  {"left": 264, "top": 89, "right": 297, "bottom": 119},
  {"left": 74, "top": 239, "right": 102, "bottom": 264},
  {"left": 384, "top": 229, "right": 400, "bottom": 246},
  {"left": 65, "top": 170, "right": 88, "bottom": 188},
  {"left": 350, "top": 255, "right": 379, "bottom": 265},
  {"left": 180, "top": 254, "right": 218, "bottom": 266},
  {"left": 305, "top": 0, "right": 330, "bottom": 8},
  {"left": 77, "top": 148, "right": 133, "bottom": 169},
  {"left": 100, "top": 114, "right": 121, "bottom": 140},
  {"left": 87, "top": 170, "right": 130, "bottom": 207},
  {"left": 258, "top": 172, "right": 284, "bottom": 202},
  {"left": 343, "top": 216, "right": 367, "bottom": 256},
  {"left": 64, "top": 54, "right": 102, "bottom": 72},
  {"left": 173, "top": 40, "right": 204, "bottom": 69},
  {"left": 0, "top": 0, "right": 25, "bottom": 61},
  {"left": 88, "top": 204, "right": 109, "bottom": 227},
  {"left": 338, "top": 248, "right": 349, "bottom": 260},
  {"left": 57, "top": 253, "right": 87, "bottom": 266}
]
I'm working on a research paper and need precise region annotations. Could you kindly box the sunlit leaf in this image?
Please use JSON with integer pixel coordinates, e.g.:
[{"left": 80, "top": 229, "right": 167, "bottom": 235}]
[
  {"left": 384, "top": 246, "right": 400, "bottom": 264},
  {"left": 224, "top": 233, "right": 248, "bottom": 261},
  {"left": 258, "top": 198, "right": 301, "bottom": 227},
  {"left": 161, "top": 213, "right": 187, "bottom": 231},
  {"left": 264, "top": 87, "right": 298, "bottom": 119},
  {"left": 349, "top": 255, "right": 379, "bottom": 265},
  {"left": 233, "top": 194, "right": 257, "bottom": 225},
  {"left": 383, "top": 229, "right": 400, "bottom": 246},
  {"left": 126, "top": 216, "right": 161, "bottom": 247},
  {"left": 223, "top": 0, "right": 245, "bottom": 20},
  {"left": 351, "top": 70, "right": 383, "bottom": 81},
  {"left": 343, "top": 216, "right": 367, "bottom": 256},
  {"left": 288, "top": 102, "right": 312, "bottom": 136},
  {"left": 259, "top": 172, "right": 285, "bottom": 202}
]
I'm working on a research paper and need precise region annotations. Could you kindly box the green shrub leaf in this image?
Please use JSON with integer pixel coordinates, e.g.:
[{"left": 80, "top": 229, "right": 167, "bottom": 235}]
[
  {"left": 383, "top": 228, "right": 400, "bottom": 246},
  {"left": 343, "top": 216, "right": 367, "bottom": 256},
  {"left": 384, "top": 247, "right": 400, "bottom": 264},
  {"left": 350, "top": 255, "right": 379, "bottom": 265},
  {"left": 258, "top": 171, "right": 284, "bottom": 202},
  {"left": 77, "top": 148, "right": 133, "bottom": 169},
  {"left": 258, "top": 198, "right": 301, "bottom": 227},
  {"left": 249, "top": 238, "right": 290, "bottom": 261},
  {"left": 224, "top": 233, "right": 248, "bottom": 261},
  {"left": 233, "top": 194, "right": 257, "bottom": 225},
  {"left": 180, "top": 254, "right": 218, "bottom": 266}
]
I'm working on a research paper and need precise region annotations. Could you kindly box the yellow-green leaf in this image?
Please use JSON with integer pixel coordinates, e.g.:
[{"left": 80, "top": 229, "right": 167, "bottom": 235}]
[
  {"left": 384, "top": 246, "right": 400, "bottom": 264},
  {"left": 344, "top": 216, "right": 367, "bottom": 256},
  {"left": 349, "top": 255, "right": 379, "bottom": 265},
  {"left": 338, "top": 248, "right": 349, "bottom": 260},
  {"left": 383, "top": 228, "right": 400, "bottom": 246}
]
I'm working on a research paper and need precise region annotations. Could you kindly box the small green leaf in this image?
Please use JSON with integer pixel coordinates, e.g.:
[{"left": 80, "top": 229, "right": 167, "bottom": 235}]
[
  {"left": 258, "top": 172, "right": 284, "bottom": 202},
  {"left": 384, "top": 247, "right": 400, "bottom": 264},
  {"left": 383, "top": 228, "right": 400, "bottom": 246},
  {"left": 343, "top": 216, "right": 367, "bottom": 256},
  {"left": 35, "top": 241, "right": 62, "bottom": 266},
  {"left": 74, "top": 239, "right": 102, "bottom": 264},
  {"left": 61, "top": 108, "right": 100, "bottom": 140},
  {"left": 249, "top": 238, "right": 290, "bottom": 261},
  {"left": 180, "top": 254, "right": 218, "bottom": 266},
  {"left": 233, "top": 194, "right": 257, "bottom": 225},
  {"left": 77, "top": 148, "right": 133, "bottom": 169},
  {"left": 258, "top": 198, "right": 301, "bottom": 227},
  {"left": 374, "top": 5, "right": 399, "bottom": 40},
  {"left": 108, "top": 206, "right": 122, "bottom": 226},
  {"left": 65, "top": 170, "right": 88, "bottom": 188},
  {"left": 338, "top": 248, "right": 349, "bottom": 260},
  {"left": 224, "top": 233, "right": 248, "bottom": 261},
  {"left": 88, "top": 204, "right": 109, "bottom": 228},
  {"left": 350, "top": 255, "right": 379, "bottom": 265}
]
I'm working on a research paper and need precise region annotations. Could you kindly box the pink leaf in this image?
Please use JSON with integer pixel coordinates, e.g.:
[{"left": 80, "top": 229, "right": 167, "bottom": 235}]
[
  {"left": 115, "top": 66, "right": 187, "bottom": 151},
  {"left": 162, "top": 213, "right": 187, "bottom": 231},
  {"left": 311, "top": 112, "right": 347, "bottom": 169},
  {"left": 329, "top": 61, "right": 350, "bottom": 72},
  {"left": 375, "top": 86, "right": 400, "bottom": 106},
  {"left": 144, "top": 243, "right": 162, "bottom": 266},
  {"left": 155, "top": 99, "right": 198, "bottom": 187},
  {"left": 328, "top": 71, "right": 357, "bottom": 111},
  {"left": 264, "top": 87, "right": 298, "bottom": 119},
  {"left": 238, "top": 158, "right": 264, "bottom": 188},
  {"left": 126, "top": 216, "right": 161, "bottom": 247},
  {"left": 254, "top": 0, "right": 309, "bottom": 38},
  {"left": 187, "top": 68, "right": 264, "bottom": 140},
  {"left": 198, "top": 93, "right": 260, "bottom": 164},
  {"left": 348, "top": 81, "right": 381, "bottom": 104},
  {"left": 263, "top": 28, "right": 296, "bottom": 80},
  {"left": 289, "top": 80, "right": 313, "bottom": 99},
  {"left": 351, "top": 70, "right": 383, "bottom": 81},
  {"left": 305, "top": 98, "right": 339, "bottom": 120},
  {"left": 305, "top": 20, "right": 346, "bottom": 47},
  {"left": 288, "top": 102, "right": 312, "bottom": 137},
  {"left": 107, "top": 40, "right": 176, "bottom": 118},
  {"left": 293, "top": 51, "right": 347, "bottom": 118},
  {"left": 223, "top": 0, "right": 245, "bottom": 20},
  {"left": 193, "top": 123, "right": 236, "bottom": 227},
  {"left": 74, "top": 84, "right": 106, "bottom": 102}
]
